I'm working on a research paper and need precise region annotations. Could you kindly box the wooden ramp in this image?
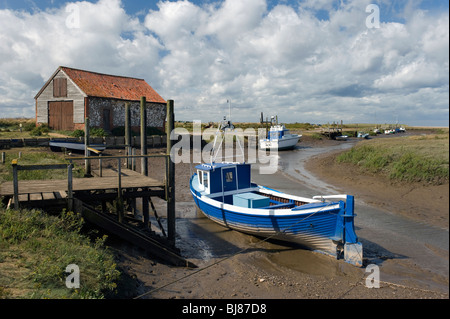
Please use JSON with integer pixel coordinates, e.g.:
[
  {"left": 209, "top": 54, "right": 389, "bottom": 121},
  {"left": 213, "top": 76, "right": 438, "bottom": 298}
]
[{"left": 75, "top": 199, "right": 196, "bottom": 268}]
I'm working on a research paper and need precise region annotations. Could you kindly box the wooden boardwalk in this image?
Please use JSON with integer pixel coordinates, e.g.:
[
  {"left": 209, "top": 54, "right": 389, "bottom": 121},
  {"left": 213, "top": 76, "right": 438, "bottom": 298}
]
[
  {"left": 0, "top": 100, "right": 193, "bottom": 267},
  {"left": 0, "top": 168, "right": 164, "bottom": 199}
]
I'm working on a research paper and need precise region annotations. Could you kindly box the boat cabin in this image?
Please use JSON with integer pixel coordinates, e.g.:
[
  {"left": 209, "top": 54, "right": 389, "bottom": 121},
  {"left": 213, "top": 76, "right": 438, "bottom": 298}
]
[
  {"left": 268, "top": 125, "right": 287, "bottom": 140},
  {"left": 195, "top": 162, "right": 252, "bottom": 195}
]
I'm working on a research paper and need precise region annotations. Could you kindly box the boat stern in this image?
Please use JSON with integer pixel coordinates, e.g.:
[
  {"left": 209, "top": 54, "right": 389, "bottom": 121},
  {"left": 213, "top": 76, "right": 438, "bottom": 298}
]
[
  {"left": 344, "top": 242, "right": 363, "bottom": 267},
  {"left": 315, "top": 194, "right": 363, "bottom": 267},
  {"left": 339, "top": 195, "right": 363, "bottom": 267}
]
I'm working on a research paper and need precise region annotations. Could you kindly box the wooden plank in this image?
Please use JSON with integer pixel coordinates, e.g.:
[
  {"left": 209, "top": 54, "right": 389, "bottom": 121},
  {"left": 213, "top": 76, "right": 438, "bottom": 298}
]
[
  {"left": 18, "top": 164, "right": 67, "bottom": 171},
  {"left": 42, "top": 193, "right": 54, "bottom": 200},
  {"left": 30, "top": 193, "right": 42, "bottom": 201}
]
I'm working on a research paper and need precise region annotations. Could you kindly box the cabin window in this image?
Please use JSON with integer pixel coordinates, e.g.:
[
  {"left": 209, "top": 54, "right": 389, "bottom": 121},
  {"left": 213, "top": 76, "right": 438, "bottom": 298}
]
[
  {"left": 197, "top": 170, "right": 209, "bottom": 191},
  {"left": 225, "top": 171, "right": 233, "bottom": 183},
  {"left": 203, "top": 171, "right": 209, "bottom": 188},
  {"left": 198, "top": 170, "right": 203, "bottom": 186}
]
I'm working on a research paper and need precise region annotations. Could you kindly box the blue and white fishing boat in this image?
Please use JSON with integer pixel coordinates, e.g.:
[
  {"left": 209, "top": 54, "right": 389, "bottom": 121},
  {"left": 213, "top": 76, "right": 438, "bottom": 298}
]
[
  {"left": 259, "top": 116, "right": 301, "bottom": 150},
  {"left": 190, "top": 118, "right": 363, "bottom": 266}
]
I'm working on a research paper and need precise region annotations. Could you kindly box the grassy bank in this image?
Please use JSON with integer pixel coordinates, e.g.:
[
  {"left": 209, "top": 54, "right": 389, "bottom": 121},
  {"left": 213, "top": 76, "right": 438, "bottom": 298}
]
[
  {"left": 0, "top": 207, "right": 121, "bottom": 298},
  {"left": 336, "top": 133, "right": 449, "bottom": 185}
]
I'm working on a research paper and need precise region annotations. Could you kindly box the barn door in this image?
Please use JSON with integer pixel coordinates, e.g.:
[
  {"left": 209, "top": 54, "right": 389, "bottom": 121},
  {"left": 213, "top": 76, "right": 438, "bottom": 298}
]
[
  {"left": 48, "top": 101, "right": 74, "bottom": 131},
  {"left": 103, "top": 109, "right": 111, "bottom": 131}
]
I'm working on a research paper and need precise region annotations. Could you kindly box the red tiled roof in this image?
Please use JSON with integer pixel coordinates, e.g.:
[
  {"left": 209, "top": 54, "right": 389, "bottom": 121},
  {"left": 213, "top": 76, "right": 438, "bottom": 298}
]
[{"left": 60, "top": 66, "right": 166, "bottom": 103}]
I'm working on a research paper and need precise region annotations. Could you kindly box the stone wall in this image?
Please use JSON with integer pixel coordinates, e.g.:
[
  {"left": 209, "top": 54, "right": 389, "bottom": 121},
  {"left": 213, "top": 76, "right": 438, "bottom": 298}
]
[{"left": 88, "top": 97, "right": 166, "bottom": 130}]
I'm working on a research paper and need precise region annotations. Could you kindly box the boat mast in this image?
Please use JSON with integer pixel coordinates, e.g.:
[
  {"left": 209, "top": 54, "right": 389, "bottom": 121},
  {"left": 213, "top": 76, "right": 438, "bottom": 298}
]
[
  {"left": 209, "top": 100, "right": 244, "bottom": 165},
  {"left": 227, "top": 99, "right": 231, "bottom": 124}
]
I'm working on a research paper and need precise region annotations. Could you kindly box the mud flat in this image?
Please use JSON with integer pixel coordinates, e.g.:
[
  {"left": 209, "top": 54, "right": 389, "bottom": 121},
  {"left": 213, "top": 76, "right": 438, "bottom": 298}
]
[{"left": 109, "top": 132, "right": 448, "bottom": 300}]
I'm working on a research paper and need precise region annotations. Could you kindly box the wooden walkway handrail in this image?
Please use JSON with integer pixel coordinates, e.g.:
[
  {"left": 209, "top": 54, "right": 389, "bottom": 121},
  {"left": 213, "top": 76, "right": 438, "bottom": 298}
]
[
  {"left": 65, "top": 153, "right": 169, "bottom": 161},
  {"left": 11, "top": 160, "right": 73, "bottom": 211}
]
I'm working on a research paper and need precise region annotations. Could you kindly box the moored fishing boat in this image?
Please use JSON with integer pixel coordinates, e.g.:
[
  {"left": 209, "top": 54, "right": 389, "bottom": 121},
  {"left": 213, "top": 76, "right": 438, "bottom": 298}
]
[
  {"left": 259, "top": 116, "right": 301, "bottom": 150},
  {"left": 190, "top": 118, "right": 363, "bottom": 266}
]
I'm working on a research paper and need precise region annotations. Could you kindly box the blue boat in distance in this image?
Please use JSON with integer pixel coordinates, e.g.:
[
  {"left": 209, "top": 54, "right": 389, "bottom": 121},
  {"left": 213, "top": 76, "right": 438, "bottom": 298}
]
[{"left": 190, "top": 118, "right": 363, "bottom": 266}]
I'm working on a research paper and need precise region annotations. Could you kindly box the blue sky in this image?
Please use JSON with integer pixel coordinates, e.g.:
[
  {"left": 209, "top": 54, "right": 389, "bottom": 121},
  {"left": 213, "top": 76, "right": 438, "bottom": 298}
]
[
  {"left": 0, "top": 0, "right": 448, "bottom": 126},
  {"left": 2, "top": 0, "right": 447, "bottom": 21}
]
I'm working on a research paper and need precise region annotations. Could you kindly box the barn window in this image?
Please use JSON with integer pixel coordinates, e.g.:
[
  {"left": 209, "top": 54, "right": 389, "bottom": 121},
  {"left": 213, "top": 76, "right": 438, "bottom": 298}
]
[{"left": 53, "top": 78, "right": 67, "bottom": 97}]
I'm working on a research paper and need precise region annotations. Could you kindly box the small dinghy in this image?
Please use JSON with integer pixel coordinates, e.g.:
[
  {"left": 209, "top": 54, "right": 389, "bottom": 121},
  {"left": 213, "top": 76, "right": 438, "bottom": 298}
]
[{"left": 49, "top": 140, "right": 106, "bottom": 154}]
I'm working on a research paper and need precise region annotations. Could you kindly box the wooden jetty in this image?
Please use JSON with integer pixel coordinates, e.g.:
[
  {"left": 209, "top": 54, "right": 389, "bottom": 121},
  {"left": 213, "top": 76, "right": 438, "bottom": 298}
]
[{"left": 0, "top": 99, "right": 195, "bottom": 268}]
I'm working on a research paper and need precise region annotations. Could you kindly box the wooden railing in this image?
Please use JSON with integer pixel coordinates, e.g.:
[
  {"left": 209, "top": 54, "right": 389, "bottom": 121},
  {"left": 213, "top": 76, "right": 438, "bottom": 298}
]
[
  {"left": 10, "top": 153, "right": 171, "bottom": 212},
  {"left": 11, "top": 160, "right": 74, "bottom": 211},
  {"left": 0, "top": 135, "right": 167, "bottom": 150}
]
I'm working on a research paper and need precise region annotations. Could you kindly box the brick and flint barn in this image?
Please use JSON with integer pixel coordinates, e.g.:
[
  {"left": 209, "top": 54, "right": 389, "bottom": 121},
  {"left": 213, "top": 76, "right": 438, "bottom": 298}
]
[{"left": 35, "top": 66, "right": 166, "bottom": 132}]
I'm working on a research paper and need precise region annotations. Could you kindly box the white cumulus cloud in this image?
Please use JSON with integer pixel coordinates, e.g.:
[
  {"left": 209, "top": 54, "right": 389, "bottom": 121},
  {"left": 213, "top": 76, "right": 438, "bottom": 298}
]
[{"left": 0, "top": 0, "right": 448, "bottom": 126}]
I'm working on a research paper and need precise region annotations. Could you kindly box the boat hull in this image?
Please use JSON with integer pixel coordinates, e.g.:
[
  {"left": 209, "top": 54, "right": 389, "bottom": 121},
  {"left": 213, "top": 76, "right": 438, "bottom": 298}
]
[
  {"left": 259, "top": 135, "right": 300, "bottom": 150},
  {"left": 190, "top": 176, "right": 362, "bottom": 266},
  {"left": 192, "top": 192, "right": 339, "bottom": 255}
]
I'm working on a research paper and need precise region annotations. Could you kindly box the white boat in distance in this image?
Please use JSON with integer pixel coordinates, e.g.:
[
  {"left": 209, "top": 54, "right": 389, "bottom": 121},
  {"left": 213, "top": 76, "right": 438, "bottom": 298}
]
[{"left": 260, "top": 120, "right": 301, "bottom": 150}]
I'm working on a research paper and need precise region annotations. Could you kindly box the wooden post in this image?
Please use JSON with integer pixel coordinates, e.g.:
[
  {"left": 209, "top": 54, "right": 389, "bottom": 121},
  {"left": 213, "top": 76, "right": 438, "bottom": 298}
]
[
  {"left": 98, "top": 154, "right": 102, "bottom": 177},
  {"left": 117, "top": 158, "right": 124, "bottom": 223},
  {"left": 1, "top": 152, "right": 5, "bottom": 164},
  {"left": 12, "top": 159, "right": 19, "bottom": 210},
  {"left": 84, "top": 117, "right": 91, "bottom": 175},
  {"left": 125, "top": 102, "right": 132, "bottom": 169},
  {"left": 131, "top": 189, "right": 137, "bottom": 220},
  {"left": 68, "top": 163, "right": 73, "bottom": 211},
  {"left": 166, "top": 100, "right": 176, "bottom": 243},
  {"left": 140, "top": 97, "right": 148, "bottom": 176},
  {"left": 132, "top": 148, "right": 136, "bottom": 171},
  {"left": 142, "top": 193, "right": 149, "bottom": 229}
]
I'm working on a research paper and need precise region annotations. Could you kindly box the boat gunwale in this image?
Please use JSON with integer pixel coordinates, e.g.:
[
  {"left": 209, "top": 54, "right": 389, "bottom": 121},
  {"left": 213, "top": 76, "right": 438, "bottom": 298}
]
[{"left": 190, "top": 174, "right": 341, "bottom": 217}]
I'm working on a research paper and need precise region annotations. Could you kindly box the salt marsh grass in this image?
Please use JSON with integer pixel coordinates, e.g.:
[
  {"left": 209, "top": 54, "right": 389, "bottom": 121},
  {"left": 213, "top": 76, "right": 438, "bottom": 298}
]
[
  {"left": 0, "top": 208, "right": 120, "bottom": 298},
  {"left": 0, "top": 148, "right": 84, "bottom": 183},
  {"left": 337, "top": 133, "right": 449, "bottom": 185}
]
